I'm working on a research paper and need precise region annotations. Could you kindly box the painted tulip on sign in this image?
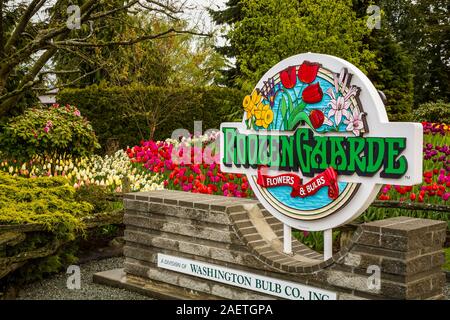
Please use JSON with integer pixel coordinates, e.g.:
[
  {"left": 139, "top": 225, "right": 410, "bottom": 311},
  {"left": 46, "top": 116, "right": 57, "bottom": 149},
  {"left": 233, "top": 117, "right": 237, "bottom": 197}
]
[
  {"left": 298, "top": 61, "right": 320, "bottom": 83},
  {"left": 309, "top": 110, "right": 325, "bottom": 129},
  {"left": 279, "top": 66, "right": 297, "bottom": 89},
  {"left": 302, "top": 83, "right": 323, "bottom": 104}
]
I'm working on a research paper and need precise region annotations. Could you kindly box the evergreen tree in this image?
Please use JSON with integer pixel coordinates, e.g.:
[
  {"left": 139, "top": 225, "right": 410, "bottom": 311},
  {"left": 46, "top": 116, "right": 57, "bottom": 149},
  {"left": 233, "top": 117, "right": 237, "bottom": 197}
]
[
  {"left": 367, "top": 30, "right": 414, "bottom": 120},
  {"left": 352, "top": 0, "right": 414, "bottom": 120},
  {"left": 380, "top": 0, "right": 450, "bottom": 105},
  {"left": 209, "top": 0, "right": 244, "bottom": 87},
  {"left": 224, "top": 0, "right": 376, "bottom": 92},
  {"left": 212, "top": 0, "right": 417, "bottom": 120}
]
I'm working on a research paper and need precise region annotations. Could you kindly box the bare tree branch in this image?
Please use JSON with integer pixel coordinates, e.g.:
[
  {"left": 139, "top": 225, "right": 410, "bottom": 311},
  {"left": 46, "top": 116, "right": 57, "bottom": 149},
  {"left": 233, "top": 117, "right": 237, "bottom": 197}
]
[
  {"left": 88, "top": 0, "right": 140, "bottom": 21},
  {"left": 0, "top": 77, "right": 43, "bottom": 103},
  {"left": 371, "top": 200, "right": 450, "bottom": 213},
  {"left": 39, "top": 69, "right": 80, "bottom": 75},
  {"left": 0, "top": 1, "right": 4, "bottom": 58},
  {"left": 0, "top": 47, "right": 56, "bottom": 111},
  {"left": 30, "top": 0, "right": 48, "bottom": 17},
  {"left": 33, "top": 67, "right": 102, "bottom": 92},
  {"left": 52, "top": 28, "right": 211, "bottom": 47},
  {"left": 53, "top": 45, "right": 98, "bottom": 67},
  {"left": 137, "top": 2, "right": 180, "bottom": 20},
  {"left": 143, "top": 0, "right": 185, "bottom": 14},
  {"left": 1, "top": 0, "right": 98, "bottom": 77},
  {"left": 4, "top": 0, "right": 47, "bottom": 54}
]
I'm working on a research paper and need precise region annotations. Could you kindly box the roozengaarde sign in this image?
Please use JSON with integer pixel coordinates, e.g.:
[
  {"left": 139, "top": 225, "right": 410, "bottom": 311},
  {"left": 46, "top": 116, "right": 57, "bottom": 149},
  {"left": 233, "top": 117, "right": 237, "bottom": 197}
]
[{"left": 220, "top": 53, "right": 423, "bottom": 231}]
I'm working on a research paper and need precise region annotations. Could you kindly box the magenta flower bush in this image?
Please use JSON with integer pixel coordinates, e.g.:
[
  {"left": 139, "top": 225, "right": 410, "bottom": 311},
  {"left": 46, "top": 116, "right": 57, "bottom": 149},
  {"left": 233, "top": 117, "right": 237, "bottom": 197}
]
[{"left": 0, "top": 104, "right": 100, "bottom": 160}]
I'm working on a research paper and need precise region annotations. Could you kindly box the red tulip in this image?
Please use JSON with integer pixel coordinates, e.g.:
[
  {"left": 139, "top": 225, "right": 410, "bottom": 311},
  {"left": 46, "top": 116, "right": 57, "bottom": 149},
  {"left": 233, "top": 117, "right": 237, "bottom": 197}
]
[
  {"left": 298, "top": 61, "right": 320, "bottom": 83},
  {"left": 309, "top": 110, "right": 325, "bottom": 129},
  {"left": 302, "top": 83, "right": 323, "bottom": 104},
  {"left": 379, "top": 194, "right": 390, "bottom": 201},
  {"left": 280, "top": 66, "right": 297, "bottom": 89}
]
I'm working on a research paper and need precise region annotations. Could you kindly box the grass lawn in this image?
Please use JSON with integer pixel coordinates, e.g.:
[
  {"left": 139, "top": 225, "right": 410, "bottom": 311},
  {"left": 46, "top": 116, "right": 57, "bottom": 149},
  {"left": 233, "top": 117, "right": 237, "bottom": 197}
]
[{"left": 444, "top": 247, "right": 450, "bottom": 271}]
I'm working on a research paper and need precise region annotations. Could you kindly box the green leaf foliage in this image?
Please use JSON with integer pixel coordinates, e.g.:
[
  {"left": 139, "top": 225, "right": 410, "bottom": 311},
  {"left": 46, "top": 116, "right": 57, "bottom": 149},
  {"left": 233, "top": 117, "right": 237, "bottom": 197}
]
[
  {"left": 366, "top": 30, "right": 414, "bottom": 121},
  {"left": 379, "top": 0, "right": 450, "bottom": 106}
]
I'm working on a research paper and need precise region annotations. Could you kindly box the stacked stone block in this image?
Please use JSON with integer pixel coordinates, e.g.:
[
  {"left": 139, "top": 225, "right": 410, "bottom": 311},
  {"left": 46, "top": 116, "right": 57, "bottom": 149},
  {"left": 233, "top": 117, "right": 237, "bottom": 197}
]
[{"left": 121, "top": 190, "right": 447, "bottom": 300}]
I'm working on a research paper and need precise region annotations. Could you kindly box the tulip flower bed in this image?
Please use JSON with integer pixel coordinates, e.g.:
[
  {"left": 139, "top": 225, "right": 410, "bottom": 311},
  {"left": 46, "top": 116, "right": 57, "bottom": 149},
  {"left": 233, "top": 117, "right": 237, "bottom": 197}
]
[
  {"left": 375, "top": 122, "right": 450, "bottom": 205},
  {"left": 356, "top": 121, "right": 450, "bottom": 260},
  {"left": 127, "top": 131, "right": 253, "bottom": 198},
  {"left": 0, "top": 150, "right": 164, "bottom": 193}
]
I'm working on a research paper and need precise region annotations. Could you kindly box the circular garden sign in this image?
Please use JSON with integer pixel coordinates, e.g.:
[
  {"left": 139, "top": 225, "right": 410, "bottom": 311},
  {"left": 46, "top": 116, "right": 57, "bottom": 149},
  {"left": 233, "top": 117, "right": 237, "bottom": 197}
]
[{"left": 220, "top": 53, "right": 423, "bottom": 231}]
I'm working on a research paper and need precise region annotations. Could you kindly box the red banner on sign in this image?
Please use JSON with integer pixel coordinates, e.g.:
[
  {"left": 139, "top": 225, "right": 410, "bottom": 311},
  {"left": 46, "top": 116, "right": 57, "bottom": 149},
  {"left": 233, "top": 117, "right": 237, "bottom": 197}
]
[{"left": 256, "top": 166, "right": 339, "bottom": 199}]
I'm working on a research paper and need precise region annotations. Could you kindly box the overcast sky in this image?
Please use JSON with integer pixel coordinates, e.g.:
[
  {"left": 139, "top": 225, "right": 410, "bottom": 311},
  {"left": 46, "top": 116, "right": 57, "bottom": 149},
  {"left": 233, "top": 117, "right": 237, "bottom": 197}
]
[
  {"left": 183, "top": 0, "right": 228, "bottom": 47},
  {"left": 185, "top": 0, "right": 226, "bottom": 28}
]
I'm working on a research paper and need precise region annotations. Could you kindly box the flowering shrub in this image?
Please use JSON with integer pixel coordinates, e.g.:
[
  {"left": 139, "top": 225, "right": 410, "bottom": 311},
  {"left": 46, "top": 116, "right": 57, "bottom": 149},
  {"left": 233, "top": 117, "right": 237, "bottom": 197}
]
[
  {"left": 0, "top": 150, "right": 164, "bottom": 193},
  {"left": 127, "top": 132, "right": 253, "bottom": 198},
  {"left": 0, "top": 104, "right": 100, "bottom": 160},
  {"left": 412, "top": 101, "right": 450, "bottom": 124}
]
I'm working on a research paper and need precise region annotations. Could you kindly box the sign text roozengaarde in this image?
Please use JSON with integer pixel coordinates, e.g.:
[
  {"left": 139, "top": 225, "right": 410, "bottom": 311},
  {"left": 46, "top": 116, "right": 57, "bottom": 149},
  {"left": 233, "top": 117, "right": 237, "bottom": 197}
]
[{"left": 222, "top": 127, "right": 407, "bottom": 179}]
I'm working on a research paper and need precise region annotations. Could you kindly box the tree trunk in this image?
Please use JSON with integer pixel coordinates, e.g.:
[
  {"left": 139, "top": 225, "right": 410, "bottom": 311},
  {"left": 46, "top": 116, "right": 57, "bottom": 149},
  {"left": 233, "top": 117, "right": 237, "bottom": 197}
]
[
  {"left": 0, "top": 96, "right": 17, "bottom": 117},
  {"left": 149, "top": 122, "right": 156, "bottom": 140},
  {"left": 0, "top": 47, "right": 57, "bottom": 117},
  {"left": 0, "top": 63, "right": 9, "bottom": 95}
]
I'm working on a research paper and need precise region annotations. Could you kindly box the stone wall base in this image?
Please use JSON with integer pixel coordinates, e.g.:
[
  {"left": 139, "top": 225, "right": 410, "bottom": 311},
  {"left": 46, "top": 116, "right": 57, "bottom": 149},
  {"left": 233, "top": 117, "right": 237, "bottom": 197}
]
[{"left": 96, "top": 191, "right": 448, "bottom": 300}]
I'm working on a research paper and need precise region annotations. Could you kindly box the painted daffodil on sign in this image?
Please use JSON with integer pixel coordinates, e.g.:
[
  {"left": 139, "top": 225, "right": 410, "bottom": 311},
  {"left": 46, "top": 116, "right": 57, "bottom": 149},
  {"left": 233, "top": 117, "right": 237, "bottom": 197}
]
[
  {"left": 243, "top": 90, "right": 262, "bottom": 120},
  {"left": 254, "top": 104, "right": 274, "bottom": 129}
]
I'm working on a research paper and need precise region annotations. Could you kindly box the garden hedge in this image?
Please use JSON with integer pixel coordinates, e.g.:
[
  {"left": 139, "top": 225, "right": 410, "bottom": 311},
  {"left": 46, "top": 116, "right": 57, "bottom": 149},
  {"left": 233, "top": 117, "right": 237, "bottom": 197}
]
[{"left": 57, "top": 85, "right": 244, "bottom": 153}]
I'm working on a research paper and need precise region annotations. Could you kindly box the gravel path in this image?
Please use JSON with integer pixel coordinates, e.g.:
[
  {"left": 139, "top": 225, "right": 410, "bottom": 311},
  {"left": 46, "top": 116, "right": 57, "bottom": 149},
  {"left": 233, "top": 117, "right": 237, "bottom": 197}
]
[
  {"left": 17, "top": 257, "right": 152, "bottom": 300},
  {"left": 445, "top": 282, "right": 450, "bottom": 300},
  {"left": 16, "top": 256, "right": 450, "bottom": 300}
]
